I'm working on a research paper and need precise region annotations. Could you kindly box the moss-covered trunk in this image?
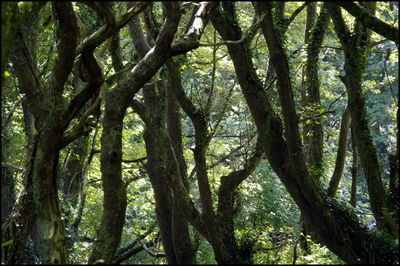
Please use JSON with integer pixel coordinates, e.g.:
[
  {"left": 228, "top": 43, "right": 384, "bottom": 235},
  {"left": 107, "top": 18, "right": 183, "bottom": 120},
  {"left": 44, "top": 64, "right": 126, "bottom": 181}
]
[
  {"left": 211, "top": 3, "right": 398, "bottom": 263},
  {"left": 1, "top": 137, "right": 38, "bottom": 264},
  {"left": 141, "top": 82, "right": 179, "bottom": 264},
  {"left": 128, "top": 13, "right": 195, "bottom": 262},
  {"left": 305, "top": 4, "right": 328, "bottom": 179},
  {"left": 143, "top": 127, "right": 178, "bottom": 264},
  {"left": 328, "top": 2, "right": 397, "bottom": 236},
  {"left": 32, "top": 123, "right": 68, "bottom": 264},
  {"left": 327, "top": 108, "right": 351, "bottom": 197},
  {"left": 88, "top": 93, "right": 127, "bottom": 264}
]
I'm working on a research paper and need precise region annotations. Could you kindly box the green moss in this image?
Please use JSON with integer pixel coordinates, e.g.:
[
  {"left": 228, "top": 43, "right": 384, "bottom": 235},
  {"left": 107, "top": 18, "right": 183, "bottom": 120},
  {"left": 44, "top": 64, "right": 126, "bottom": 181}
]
[{"left": 324, "top": 196, "right": 399, "bottom": 264}]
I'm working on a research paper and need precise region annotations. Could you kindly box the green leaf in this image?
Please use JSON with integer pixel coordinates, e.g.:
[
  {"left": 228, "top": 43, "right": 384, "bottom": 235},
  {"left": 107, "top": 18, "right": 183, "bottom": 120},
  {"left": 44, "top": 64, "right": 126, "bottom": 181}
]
[{"left": 4, "top": 71, "right": 10, "bottom": 77}]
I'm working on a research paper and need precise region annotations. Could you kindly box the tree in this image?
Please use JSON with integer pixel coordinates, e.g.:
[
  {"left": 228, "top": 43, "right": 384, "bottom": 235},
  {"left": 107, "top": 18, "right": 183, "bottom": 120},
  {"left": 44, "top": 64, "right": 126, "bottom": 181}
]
[{"left": 2, "top": 1, "right": 398, "bottom": 265}]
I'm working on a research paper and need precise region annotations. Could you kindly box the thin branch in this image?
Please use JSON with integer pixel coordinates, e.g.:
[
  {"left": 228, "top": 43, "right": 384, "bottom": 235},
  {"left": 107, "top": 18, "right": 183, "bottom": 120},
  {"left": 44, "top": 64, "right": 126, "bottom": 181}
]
[
  {"left": 60, "top": 96, "right": 101, "bottom": 149},
  {"left": 1, "top": 162, "right": 23, "bottom": 172},
  {"left": 199, "top": 14, "right": 265, "bottom": 47},
  {"left": 383, "top": 50, "right": 397, "bottom": 104},
  {"left": 284, "top": 2, "right": 309, "bottom": 30},
  {"left": 298, "top": 110, "right": 335, "bottom": 123},
  {"left": 115, "top": 221, "right": 157, "bottom": 256},
  {"left": 2, "top": 99, "right": 21, "bottom": 129},
  {"left": 207, "top": 77, "right": 237, "bottom": 142},
  {"left": 122, "top": 157, "right": 147, "bottom": 164},
  {"left": 140, "top": 240, "right": 165, "bottom": 258}
]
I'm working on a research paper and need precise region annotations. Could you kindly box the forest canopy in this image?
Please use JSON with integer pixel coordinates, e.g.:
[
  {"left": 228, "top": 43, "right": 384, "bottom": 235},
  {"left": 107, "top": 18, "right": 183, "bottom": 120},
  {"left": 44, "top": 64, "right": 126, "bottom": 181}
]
[{"left": 1, "top": 1, "right": 399, "bottom": 264}]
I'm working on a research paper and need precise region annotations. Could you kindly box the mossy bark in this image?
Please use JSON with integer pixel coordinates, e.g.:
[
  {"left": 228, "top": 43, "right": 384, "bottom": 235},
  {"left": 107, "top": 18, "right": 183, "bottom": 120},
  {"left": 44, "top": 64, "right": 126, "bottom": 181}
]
[
  {"left": 88, "top": 93, "right": 127, "bottom": 264},
  {"left": 350, "top": 126, "right": 359, "bottom": 207},
  {"left": 1, "top": 137, "right": 38, "bottom": 264},
  {"left": 128, "top": 15, "right": 195, "bottom": 263},
  {"left": 3, "top": 3, "right": 78, "bottom": 264},
  {"left": 166, "top": 78, "right": 196, "bottom": 264},
  {"left": 328, "top": 2, "right": 397, "bottom": 236},
  {"left": 327, "top": 108, "right": 351, "bottom": 197},
  {"left": 305, "top": 4, "right": 328, "bottom": 180},
  {"left": 62, "top": 136, "right": 88, "bottom": 208},
  {"left": 211, "top": 3, "right": 398, "bottom": 263},
  {"left": 32, "top": 123, "right": 68, "bottom": 264}
]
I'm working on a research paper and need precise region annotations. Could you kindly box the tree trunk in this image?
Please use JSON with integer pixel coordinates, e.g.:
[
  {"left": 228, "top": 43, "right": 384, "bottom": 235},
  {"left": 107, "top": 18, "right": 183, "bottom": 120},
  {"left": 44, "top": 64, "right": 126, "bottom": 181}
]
[
  {"left": 31, "top": 124, "right": 68, "bottom": 264},
  {"left": 1, "top": 164, "right": 16, "bottom": 220},
  {"left": 62, "top": 136, "right": 88, "bottom": 208},
  {"left": 327, "top": 108, "right": 351, "bottom": 197},
  {"left": 128, "top": 14, "right": 195, "bottom": 263},
  {"left": 301, "top": 2, "right": 317, "bottom": 164},
  {"left": 1, "top": 137, "right": 38, "bottom": 264},
  {"left": 88, "top": 93, "right": 127, "bottom": 264},
  {"left": 166, "top": 76, "right": 196, "bottom": 264},
  {"left": 327, "top": 2, "right": 397, "bottom": 236},
  {"left": 305, "top": 3, "right": 328, "bottom": 180},
  {"left": 350, "top": 126, "right": 359, "bottom": 208},
  {"left": 211, "top": 3, "right": 398, "bottom": 263}
]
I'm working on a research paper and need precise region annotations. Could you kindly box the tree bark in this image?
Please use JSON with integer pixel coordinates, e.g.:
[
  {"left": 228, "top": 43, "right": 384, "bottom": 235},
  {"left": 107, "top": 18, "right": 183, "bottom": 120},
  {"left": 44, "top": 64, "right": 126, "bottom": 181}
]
[
  {"left": 327, "top": 108, "right": 351, "bottom": 197},
  {"left": 166, "top": 77, "right": 196, "bottom": 264},
  {"left": 62, "top": 136, "right": 88, "bottom": 209},
  {"left": 327, "top": 2, "right": 397, "bottom": 236},
  {"left": 301, "top": 2, "right": 317, "bottom": 158},
  {"left": 211, "top": 3, "right": 398, "bottom": 263},
  {"left": 335, "top": 1, "right": 398, "bottom": 43},
  {"left": 305, "top": 4, "right": 328, "bottom": 180},
  {"left": 350, "top": 126, "right": 359, "bottom": 208},
  {"left": 127, "top": 13, "right": 195, "bottom": 263},
  {"left": 89, "top": 3, "right": 181, "bottom": 263},
  {"left": 88, "top": 92, "right": 127, "bottom": 264},
  {"left": 1, "top": 2, "right": 45, "bottom": 75}
]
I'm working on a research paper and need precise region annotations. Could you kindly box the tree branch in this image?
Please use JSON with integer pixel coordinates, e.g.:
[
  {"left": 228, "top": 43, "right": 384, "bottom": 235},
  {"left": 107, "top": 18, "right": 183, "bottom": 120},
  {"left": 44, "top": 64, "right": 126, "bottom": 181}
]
[
  {"left": 1, "top": 162, "right": 23, "bottom": 172},
  {"left": 60, "top": 96, "right": 101, "bottom": 149},
  {"left": 284, "top": 2, "right": 309, "bottom": 30},
  {"left": 170, "top": 1, "right": 218, "bottom": 55},
  {"left": 335, "top": 1, "right": 399, "bottom": 43},
  {"left": 47, "top": 2, "right": 78, "bottom": 94}
]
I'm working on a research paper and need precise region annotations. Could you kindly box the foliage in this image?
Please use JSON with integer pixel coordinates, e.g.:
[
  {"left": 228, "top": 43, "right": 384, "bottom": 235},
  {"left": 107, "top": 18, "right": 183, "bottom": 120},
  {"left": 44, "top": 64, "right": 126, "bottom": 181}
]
[{"left": 1, "top": 1, "right": 398, "bottom": 264}]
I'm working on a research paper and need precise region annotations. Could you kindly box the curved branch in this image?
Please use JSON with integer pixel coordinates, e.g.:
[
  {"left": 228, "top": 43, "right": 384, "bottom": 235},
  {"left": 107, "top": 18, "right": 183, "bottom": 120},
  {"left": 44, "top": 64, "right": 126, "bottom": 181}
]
[
  {"left": 47, "top": 2, "right": 78, "bottom": 93},
  {"left": 335, "top": 1, "right": 399, "bottom": 43},
  {"left": 60, "top": 2, "right": 150, "bottom": 130},
  {"left": 170, "top": 1, "right": 218, "bottom": 55},
  {"left": 78, "top": 2, "right": 150, "bottom": 53}
]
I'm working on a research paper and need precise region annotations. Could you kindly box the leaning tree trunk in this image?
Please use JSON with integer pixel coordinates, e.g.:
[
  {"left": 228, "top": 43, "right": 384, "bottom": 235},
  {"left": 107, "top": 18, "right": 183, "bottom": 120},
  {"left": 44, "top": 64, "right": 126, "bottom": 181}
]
[
  {"left": 1, "top": 136, "right": 38, "bottom": 264},
  {"left": 128, "top": 14, "right": 195, "bottom": 263},
  {"left": 211, "top": 3, "right": 398, "bottom": 264},
  {"left": 89, "top": 3, "right": 181, "bottom": 263}
]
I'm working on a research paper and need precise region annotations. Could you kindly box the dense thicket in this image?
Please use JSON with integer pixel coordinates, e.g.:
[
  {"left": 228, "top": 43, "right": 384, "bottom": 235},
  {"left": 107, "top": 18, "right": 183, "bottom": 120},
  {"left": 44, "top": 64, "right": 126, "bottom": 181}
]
[{"left": 1, "top": 2, "right": 398, "bottom": 264}]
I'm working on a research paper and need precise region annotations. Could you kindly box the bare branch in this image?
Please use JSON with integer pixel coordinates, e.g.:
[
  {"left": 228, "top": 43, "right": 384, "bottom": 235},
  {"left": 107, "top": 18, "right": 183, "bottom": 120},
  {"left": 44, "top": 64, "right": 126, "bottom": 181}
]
[{"left": 1, "top": 162, "right": 23, "bottom": 172}]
